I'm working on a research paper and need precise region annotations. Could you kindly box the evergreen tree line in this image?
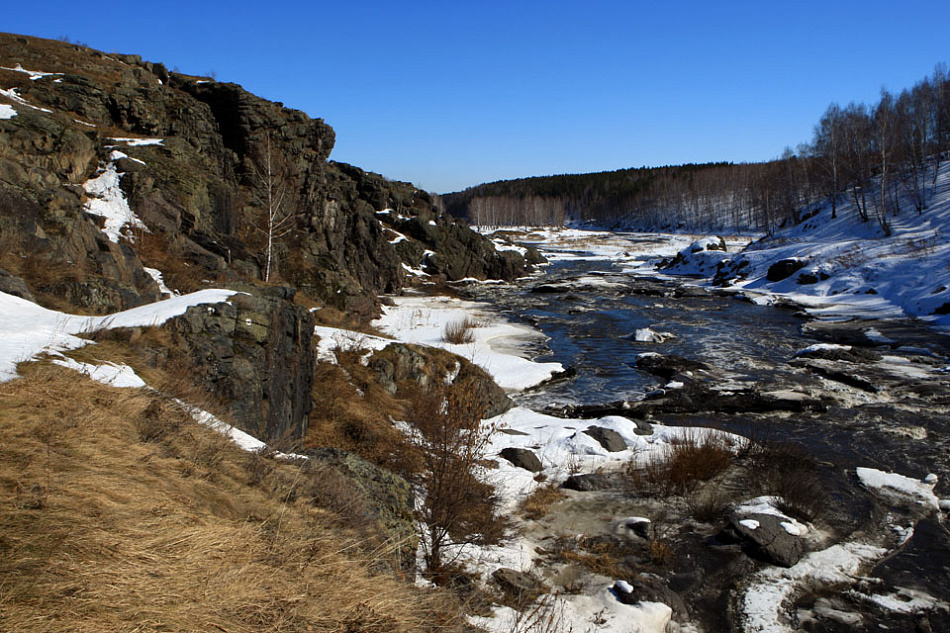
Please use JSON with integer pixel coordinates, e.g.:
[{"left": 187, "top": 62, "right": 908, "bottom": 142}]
[{"left": 442, "top": 65, "right": 950, "bottom": 234}]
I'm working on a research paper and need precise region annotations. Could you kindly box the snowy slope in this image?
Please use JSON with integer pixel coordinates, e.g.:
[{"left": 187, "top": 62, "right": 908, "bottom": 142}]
[
  {"left": 0, "top": 289, "right": 238, "bottom": 381},
  {"left": 661, "top": 161, "right": 950, "bottom": 326}
]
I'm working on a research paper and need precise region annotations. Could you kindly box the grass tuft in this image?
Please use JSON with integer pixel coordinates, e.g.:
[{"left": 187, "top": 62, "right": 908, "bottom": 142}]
[
  {"left": 442, "top": 317, "right": 479, "bottom": 344},
  {"left": 627, "top": 430, "right": 734, "bottom": 497}
]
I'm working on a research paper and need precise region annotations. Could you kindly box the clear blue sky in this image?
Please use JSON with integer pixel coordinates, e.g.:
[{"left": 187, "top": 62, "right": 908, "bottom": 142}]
[{"left": 4, "top": 1, "right": 949, "bottom": 193}]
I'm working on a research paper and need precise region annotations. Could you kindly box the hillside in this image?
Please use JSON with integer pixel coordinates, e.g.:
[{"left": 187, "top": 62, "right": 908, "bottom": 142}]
[
  {"left": 0, "top": 363, "right": 463, "bottom": 632},
  {"left": 0, "top": 32, "right": 532, "bottom": 321},
  {"left": 658, "top": 160, "right": 950, "bottom": 328},
  {"left": 445, "top": 66, "right": 950, "bottom": 240}
]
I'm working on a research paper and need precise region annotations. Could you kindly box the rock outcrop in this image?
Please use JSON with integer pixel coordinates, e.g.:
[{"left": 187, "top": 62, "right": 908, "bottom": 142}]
[
  {"left": 165, "top": 286, "right": 315, "bottom": 443},
  {"left": 0, "top": 33, "right": 531, "bottom": 318}
]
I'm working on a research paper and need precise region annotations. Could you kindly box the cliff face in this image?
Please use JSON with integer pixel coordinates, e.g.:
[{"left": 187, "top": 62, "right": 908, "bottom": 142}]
[{"left": 0, "top": 33, "right": 528, "bottom": 319}]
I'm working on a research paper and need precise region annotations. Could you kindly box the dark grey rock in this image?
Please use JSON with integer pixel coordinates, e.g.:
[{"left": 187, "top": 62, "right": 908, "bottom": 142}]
[
  {"left": 583, "top": 426, "right": 627, "bottom": 452},
  {"left": 635, "top": 353, "right": 710, "bottom": 380},
  {"left": 721, "top": 512, "right": 805, "bottom": 568},
  {"left": 613, "top": 574, "right": 688, "bottom": 616},
  {"left": 562, "top": 473, "right": 613, "bottom": 491},
  {"left": 499, "top": 447, "right": 543, "bottom": 472},
  {"left": 166, "top": 285, "right": 315, "bottom": 444},
  {"left": 767, "top": 258, "right": 808, "bottom": 282},
  {"left": 0, "top": 268, "right": 35, "bottom": 302}
]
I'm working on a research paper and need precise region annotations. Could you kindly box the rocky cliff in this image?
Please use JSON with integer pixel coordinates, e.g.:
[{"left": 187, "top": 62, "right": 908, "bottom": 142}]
[{"left": 0, "top": 33, "right": 531, "bottom": 320}]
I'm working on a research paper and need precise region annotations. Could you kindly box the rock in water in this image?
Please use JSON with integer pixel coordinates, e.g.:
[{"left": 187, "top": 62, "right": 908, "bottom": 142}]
[{"left": 721, "top": 512, "right": 805, "bottom": 567}]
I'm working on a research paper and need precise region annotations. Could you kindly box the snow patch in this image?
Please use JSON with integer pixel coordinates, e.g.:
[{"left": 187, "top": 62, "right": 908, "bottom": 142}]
[
  {"left": 82, "top": 161, "right": 147, "bottom": 243},
  {"left": 856, "top": 467, "right": 940, "bottom": 509}
]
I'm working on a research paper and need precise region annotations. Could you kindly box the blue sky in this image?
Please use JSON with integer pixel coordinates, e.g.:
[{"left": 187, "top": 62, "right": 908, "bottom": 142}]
[{"left": 4, "top": 1, "right": 949, "bottom": 192}]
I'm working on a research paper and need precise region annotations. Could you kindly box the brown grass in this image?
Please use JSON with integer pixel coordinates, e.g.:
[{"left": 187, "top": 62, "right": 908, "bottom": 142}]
[
  {"left": 0, "top": 363, "right": 464, "bottom": 633},
  {"left": 133, "top": 228, "right": 214, "bottom": 295},
  {"left": 442, "top": 317, "right": 479, "bottom": 344},
  {"left": 521, "top": 482, "right": 566, "bottom": 521},
  {"left": 739, "top": 434, "right": 829, "bottom": 521},
  {"left": 305, "top": 357, "right": 408, "bottom": 466},
  {"left": 627, "top": 431, "right": 734, "bottom": 497}
]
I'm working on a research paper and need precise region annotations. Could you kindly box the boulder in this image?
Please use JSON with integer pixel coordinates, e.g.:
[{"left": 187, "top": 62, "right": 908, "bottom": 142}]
[
  {"left": 562, "top": 473, "right": 613, "bottom": 491},
  {"left": 166, "top": 285, "right": 315, "bottom": 444},
  {"left": 369, "top": 343, "right": 512, "bottom": 418},
  {"left": 613, "top": 574, "right": 688, "bottom": 616},
  {"left": 0, "top": 268, "right": 35, "bottom": 302},
  {"left": 493, "top": 568, "right": 546, "bottom": 602},
  {"left": 720, "top": 512, "right": 805, "bottom": 567},
  {"left": 499, "top": 447, "right": 543, "bottom": 472},
  {"left": 635, "top": 353, "right": 709, "bottom": 380},
  {"left": 617, "top": 516, "right": 652, "bottom": 539},
  {"left": 583, "top": 426, "right": 627, "bottom": 452}
]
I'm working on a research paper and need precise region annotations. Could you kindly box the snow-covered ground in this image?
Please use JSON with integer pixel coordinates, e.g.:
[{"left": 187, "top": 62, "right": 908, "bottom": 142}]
[
  {"left": 0, "top": 288, "right": 313, "bottom": 462},
  {"left": 82, "top": 148, "right": 153, "bottom": 243},
  {"left": 372, "top": 293, "right": 564, "bottom": 392}
]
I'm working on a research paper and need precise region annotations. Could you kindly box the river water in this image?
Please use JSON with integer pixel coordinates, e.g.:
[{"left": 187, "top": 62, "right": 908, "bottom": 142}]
[{"left": 462, "top": 234, "right": 950, "bottom": 630}]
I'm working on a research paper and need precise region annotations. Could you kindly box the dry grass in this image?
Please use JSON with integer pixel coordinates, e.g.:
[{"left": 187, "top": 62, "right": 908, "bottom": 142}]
[
  {"left": 442, "top": 317, "right": 479, "bottom": 345},
  {"left": 133, "top": 228, "right": 213, "bottom": 295},
  {"left": 0, "top": 363, "right": 464, "bottom": 633},
  {"left": 739, "top": 434, "right": 829, "bottom": 522},
  {"left": 305, "top": 358, "right": 408, "bottom": 466},
  {"left": 520, "top": 482, "right": 566, "bottom": 521}
]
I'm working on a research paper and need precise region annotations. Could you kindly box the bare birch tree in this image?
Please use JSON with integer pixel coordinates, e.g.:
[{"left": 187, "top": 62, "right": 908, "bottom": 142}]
[{"left": 252, "top": 132, "right": 296, "bottom": 282}]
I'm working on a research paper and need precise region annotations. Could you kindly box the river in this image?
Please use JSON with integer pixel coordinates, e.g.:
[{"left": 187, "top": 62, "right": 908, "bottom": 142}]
[{"left": 462, "top": 231, "right": 950, "bottom": 632}]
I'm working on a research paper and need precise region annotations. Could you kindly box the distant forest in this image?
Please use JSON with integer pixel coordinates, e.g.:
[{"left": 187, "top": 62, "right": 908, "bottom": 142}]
[{"left": 442, "top": 65, "right": 950, "bottom": 235}]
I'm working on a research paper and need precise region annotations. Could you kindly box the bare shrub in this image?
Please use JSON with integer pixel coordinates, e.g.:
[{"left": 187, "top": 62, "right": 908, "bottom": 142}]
[
  {"left": 442, "top": 317, "right": 478, "bottom": 344},
  {"left": 648, "top": 538, "right": 674, "bottom": 566},
  {"left": 403, "top": 383, "right": 508, "bottom": 573},
  {"left": 627, "top": 431, "right": 733, "bottom": 497},
  {"left": 740, "top": 435, "right": 828, "bottom": 521}
]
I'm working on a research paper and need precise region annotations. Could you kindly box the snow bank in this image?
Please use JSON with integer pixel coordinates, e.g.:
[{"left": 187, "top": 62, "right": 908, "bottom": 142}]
[
  {"left": 0, "top": 289, "right": 238, "bottom": 381},
  {"left": 469, "top": 590, "right": 672, "bottom": 633},
  {"left": 741, "top": 541, "right": 887, "bottom": 633},
  {"left": 51, "top": 357, "right": 147, "bottom": 388},
  {"left": 372, "top": 294, "right": 563, "bottom": 392},
  {"left": 313, "top": 325, "right": 392, "bottom": 364},
  {"left": 0, "top": 104, "right": 15, "bottom": 119}
]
